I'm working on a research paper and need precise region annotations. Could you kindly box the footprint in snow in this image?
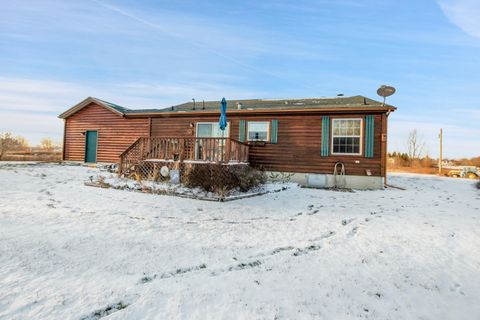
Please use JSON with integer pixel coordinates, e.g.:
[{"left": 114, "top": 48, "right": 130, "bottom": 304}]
[
  {"left": 80, "top": 301, "right": 129, "bottom": 320},
  {"left": 310, "top": 230, "right": 336, "bottom": 241},
  {"left": 292, "top": 245, "right": 321, "bottom": 256},
  {"left": 269, "top": 246, "right": 295, "bottom": 255},
  {"left": 450, "top": 282, "right": 466, "bottom": 296},
  {"left": 347, "top": 226, "right": 359, "bottom": 237}
]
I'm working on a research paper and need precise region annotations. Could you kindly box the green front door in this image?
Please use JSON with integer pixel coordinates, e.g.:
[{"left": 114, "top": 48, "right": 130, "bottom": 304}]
[{"left": 85, "top": 131, "right": 98, "bottom": 163}]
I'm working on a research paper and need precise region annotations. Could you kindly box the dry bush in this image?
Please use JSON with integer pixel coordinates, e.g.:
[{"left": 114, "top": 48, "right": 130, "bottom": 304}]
[
  {"left": 39, "top": 138, "right": 55, "bottom": 152},
  {"left": 182, "top": 163, "right": 266, "bottom": 194}
]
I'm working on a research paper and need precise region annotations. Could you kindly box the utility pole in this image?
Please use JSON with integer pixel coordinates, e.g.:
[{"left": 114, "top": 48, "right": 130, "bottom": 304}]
[{"left": 439, "top": 128, "right": 443, "bottom": 175}]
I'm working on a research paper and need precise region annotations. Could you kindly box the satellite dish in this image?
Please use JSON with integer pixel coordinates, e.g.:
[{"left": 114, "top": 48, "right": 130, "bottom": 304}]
[
  {"left": 160, "top": 166, "right": 170, "bottom": 177},
  {"left": 377, "top": 85, "right": 396, "bottom": 98},
  {"left": 376, "top": 85, "right": 396, "bottom": 106}
]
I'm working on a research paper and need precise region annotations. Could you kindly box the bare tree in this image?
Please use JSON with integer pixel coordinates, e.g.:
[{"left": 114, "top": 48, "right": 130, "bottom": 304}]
[
  {"left": 0, "top": 133, "right": 29, "bottom": 159},
  {"left": 39, "top": 138, "right": 55, "bottom": 151},
  {"left": 17, "top": 137, "right": 30, "bottom": 149},
  {"left": 407, "top": 129, "right": 425, "bottom": 159}
]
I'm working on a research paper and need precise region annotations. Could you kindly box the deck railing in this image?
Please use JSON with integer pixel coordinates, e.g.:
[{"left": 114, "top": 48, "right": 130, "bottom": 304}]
[{"left": 118, "top": 137, "right": 249, "bottom": 176}]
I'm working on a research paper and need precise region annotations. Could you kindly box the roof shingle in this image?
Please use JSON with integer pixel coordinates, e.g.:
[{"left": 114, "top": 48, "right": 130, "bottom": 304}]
[{"left": 59, "top": 95, "right": 395, "bottom": 119}]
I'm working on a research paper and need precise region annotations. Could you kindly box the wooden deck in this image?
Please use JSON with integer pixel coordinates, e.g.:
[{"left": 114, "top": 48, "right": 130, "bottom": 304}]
[{"left": 118, "top": 137, "right": 249, "bottom": 176}]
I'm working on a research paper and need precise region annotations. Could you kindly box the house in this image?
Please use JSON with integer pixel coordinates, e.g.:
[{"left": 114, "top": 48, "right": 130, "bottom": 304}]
[{"left": 58, "top": 95, "right": 396, "bottom": 189}]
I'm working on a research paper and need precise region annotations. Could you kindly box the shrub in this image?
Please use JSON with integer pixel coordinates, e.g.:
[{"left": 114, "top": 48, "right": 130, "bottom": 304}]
[
  {"left": 182, "top": 163, "right": 266, "bottom": 195},
  {"left": 476, "top": 181, "right": 480, "bottom": 190},
  {"left": 268, "top": 171, "right": 295, "bottom": 183}
]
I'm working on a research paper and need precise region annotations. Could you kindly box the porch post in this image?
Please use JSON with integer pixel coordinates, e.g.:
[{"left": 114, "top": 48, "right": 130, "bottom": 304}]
[{"left": 225, "top": 138, "right": 231, "bottom": 163}]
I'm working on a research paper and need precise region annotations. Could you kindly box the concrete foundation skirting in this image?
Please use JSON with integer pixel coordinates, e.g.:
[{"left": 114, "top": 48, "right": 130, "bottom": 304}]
[{"left": 267, "top": 171, "right": 384, "bottom": 190}]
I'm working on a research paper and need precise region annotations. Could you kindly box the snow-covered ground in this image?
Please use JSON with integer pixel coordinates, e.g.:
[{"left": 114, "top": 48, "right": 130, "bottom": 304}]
[{"left": 0, "top": 163, "right": 479, "bottom": 320}]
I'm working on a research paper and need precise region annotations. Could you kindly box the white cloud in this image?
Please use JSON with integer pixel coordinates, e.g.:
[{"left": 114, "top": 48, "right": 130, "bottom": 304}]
[
  {"left": 0, "top": 76, "right": 266, "bottom": 145},
  {"left": 452, "top": 108, "right": 480, "bottom": 120},
  {"left": 0, "top": 77, "right": 91, "bottom": 112},
  {"left": 438, "top": 0, "right": 480, "bottom": 38}
]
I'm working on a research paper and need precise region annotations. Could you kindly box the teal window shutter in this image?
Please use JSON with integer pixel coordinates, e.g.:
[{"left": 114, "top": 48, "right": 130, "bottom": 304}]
[
  {"left": 270, "top": 120, "right": 278, "bottom": 144},
  {"left": 365, "top": 115, "right": 374, "bottom": 158},
  {"left": 239, "top": 120, "right": 246, "bottom": 142},
  {"left": 321, "top": 116, "right": 330, "bottom": 156}
]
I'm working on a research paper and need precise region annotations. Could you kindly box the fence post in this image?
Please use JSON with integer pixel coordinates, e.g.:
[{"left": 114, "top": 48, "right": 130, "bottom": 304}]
[
  {"left": 118, "top": 156, "right": 123, "bottom": 175},
  {"left": 140, "top": 138, "right": 145, "bottom": 159}
]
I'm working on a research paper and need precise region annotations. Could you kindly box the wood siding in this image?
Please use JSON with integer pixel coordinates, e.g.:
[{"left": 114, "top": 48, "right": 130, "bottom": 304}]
[
  {"left": 151, "top": 113, "right": 387, "bottom": 177},
  {"left": 64, "top": 103, "right": 149, "bottom": 163},
  {"left": 62, "top": 102, "right": 389, "bottom": 176}
]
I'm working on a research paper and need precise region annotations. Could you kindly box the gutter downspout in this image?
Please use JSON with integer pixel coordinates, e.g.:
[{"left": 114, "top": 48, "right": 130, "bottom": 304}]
[{"left": 384, "top": 112, "right": 389, "bottom": 187}]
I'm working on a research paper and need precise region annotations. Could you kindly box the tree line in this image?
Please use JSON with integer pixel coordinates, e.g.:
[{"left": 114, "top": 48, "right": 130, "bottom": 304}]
[
  {"left": 0, "top": 132, "right": 61, "bottom": 160},
  {"left": 389, "top": 129, "right": 480, "bottom": 168}
]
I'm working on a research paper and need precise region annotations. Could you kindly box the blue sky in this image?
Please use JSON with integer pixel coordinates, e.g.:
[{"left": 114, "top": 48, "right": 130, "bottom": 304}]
[{"left": 1, "top": 0, "right": 479, "bottom": 158}]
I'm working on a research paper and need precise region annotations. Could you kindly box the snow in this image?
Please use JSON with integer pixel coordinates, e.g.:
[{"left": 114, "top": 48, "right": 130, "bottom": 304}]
[{"left": 0, "top": 163, "right": 479, "bottom": 320}]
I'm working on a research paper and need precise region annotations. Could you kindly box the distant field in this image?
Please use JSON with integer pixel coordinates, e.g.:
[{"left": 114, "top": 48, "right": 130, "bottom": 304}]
[
  {"left": 388, "top": 166, "right": 479, "bottom": 179},
  {"left": 1, "top": 150, "right": 62, "bottom": 162},
  {"left": 388, "top": 166, "right": 441, "bottom": 175}
]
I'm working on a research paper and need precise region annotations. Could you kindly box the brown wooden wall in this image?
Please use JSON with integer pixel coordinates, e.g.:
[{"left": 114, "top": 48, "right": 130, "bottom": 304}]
[
  {"left": 62, "top": 102, "right": 388, "bottom": 176},
  {"left": 63, "top": 103, "right": 150, "bottom": 163},
  {"left": 151, "top": 113, "right": 387, "bottom": 177}
]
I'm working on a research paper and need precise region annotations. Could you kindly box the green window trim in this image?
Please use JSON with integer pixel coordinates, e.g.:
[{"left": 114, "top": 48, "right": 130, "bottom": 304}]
[
  {"left": 238, "top": 120, "right": 246, "bottom": 142},
  {"left": 365, "top": 115, "right": 374, "bottom": 158},
  {"left": 270, "top": 119, "right": 278, "bottom": 144},
  {"left": 321, "top": 116, "right": 330, "bottom": 156}
]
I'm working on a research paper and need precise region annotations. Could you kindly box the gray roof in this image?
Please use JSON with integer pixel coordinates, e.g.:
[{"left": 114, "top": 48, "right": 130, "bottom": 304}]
[
  {"left": 59, "top": 95, "right": 395, "bottom": 119},
  {"left": 166, "top": 95, "right": 392, "bottom": 113}
]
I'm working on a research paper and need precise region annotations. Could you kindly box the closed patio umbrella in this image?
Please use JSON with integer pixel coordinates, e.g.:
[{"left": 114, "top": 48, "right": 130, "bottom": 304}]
[
  {"left": 219, "top": 97, "right": 227, "bottom": 133},
  {"left": 218, "top": 98, "right": 228, "bottom": 161}
]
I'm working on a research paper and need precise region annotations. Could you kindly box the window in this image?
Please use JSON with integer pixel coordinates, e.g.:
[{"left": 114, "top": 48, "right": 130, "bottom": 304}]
[
  {"left": 247, "top": 121, "right": 270, "bottom": 142},
  {"left": 196, "top": 122, "right": 229, "bottom": 138},
  {"left": 331, "top": 119, "right": 362, "bottom": 155}
]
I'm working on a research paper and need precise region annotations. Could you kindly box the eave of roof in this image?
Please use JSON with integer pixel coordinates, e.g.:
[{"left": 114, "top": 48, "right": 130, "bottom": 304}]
[{"left": 124, "top": 105, "right": 396, "bottom": 118}]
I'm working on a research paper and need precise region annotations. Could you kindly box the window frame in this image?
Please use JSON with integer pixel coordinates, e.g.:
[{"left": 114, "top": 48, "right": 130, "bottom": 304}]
[
  {"left": 330, "top": 118, "right": 363, "bottom": 156},
  {"left": 246, "top": 121, "right": 270, "bottom": 142}
]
